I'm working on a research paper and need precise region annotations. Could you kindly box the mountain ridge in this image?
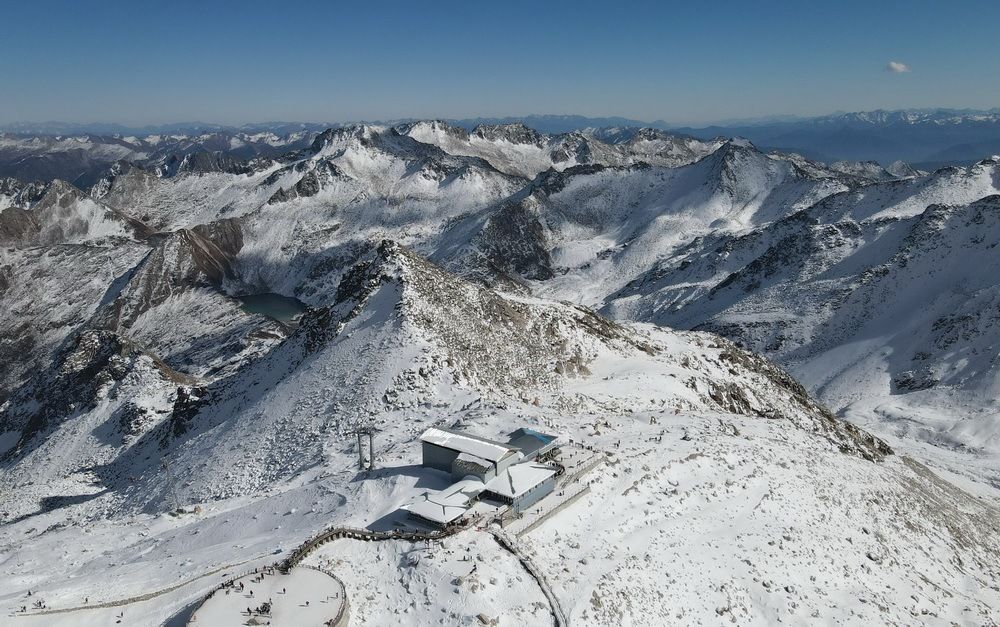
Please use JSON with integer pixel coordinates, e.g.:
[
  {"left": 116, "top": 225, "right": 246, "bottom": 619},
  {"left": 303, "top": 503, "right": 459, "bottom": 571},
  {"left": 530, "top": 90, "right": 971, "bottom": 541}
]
[{"left": 2, "top": 118, "right": 1000, "bottom": 624}]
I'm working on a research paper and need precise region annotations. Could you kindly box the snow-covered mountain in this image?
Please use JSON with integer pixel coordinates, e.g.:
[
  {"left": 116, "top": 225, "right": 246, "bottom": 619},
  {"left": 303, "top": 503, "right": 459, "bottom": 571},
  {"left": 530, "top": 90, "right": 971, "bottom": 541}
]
[
  {"left": 597, "top": 159, "right": 1000, "bottom": 464},
  {"left": 0, "top": 130, "right": 317, "bottom": 188},
  {"left": 2, "top": 121, "right": 1000, "bottom": 624},
  {"left": 401, "top": 120, "right": 720, "bottom": 179}
]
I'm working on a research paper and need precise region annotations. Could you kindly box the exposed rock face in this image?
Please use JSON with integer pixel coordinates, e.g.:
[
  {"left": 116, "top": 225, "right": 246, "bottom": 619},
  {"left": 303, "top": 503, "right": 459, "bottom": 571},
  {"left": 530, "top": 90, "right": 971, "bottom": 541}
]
[
  {"left": 0, "top": 240, "right": 152, "bottom": 408},
  {"left": 712, "top": 345, "right": 892, "bottom": 461},
  {"left": 472, "top": 123, "right": 544, "bottom": 145},
  {"left": 0, "top": 179, "right": 151, "bottom": 246},
  {"left": 157, "top": 151, "right": 260, "bottom": 177},
  {"left": 473, "top": 197, "right": 554, "bottom": 282},
  {"left": 4, "top": 121, "right": 1000, "bottom": 627},
  {"left": 99, "top": 228, "right": 235, "bottom": 330},
  {"left": 0, "top": 205, "right": 38, "bottom": 244},
  {"left": 329, "top": 240, "right": 653, "bottom": 391},
  {"left": 0, "top": 177, "right": 49, "bottom": 207},
  {"left": 396, "top": 120, "right": 471, "bottom": 141},
  {"left": 267, "top": 163, "right": 341, "bottom": 204},
  {"left": 1, "top": 329, "right": 189, "bottom": 457}
]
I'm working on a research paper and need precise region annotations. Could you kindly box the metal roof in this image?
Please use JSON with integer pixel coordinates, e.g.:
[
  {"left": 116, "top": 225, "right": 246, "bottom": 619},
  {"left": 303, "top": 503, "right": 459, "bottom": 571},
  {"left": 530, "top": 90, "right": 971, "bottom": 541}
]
[
  {"left": 403, "top": 478, "right": 485, "bottom": 524},
  {"left": 419, "top": 427, "right": 517, "bottom": 463},
  {"left": 507, "top": 428, "right": 558, "bottom": 457},
  {"left": 484, "top": 463, "right": 557, "bottom": 500}
]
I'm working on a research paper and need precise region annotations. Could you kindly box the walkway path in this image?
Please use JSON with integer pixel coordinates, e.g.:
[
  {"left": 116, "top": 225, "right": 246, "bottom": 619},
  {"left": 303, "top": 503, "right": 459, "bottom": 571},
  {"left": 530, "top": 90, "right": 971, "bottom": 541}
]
[
  {"left": 275, "top": 518, "right": 568, "bottom": 626},
  {"left": 15, "top": 556, "right": 263, "bottom": 619},
  {"left": 488, "top": 527, "right": 569, "bottom": 627},
  {"left": 278, "top": 525, "right": 458, "bottom": 573},
  {"left": 19, "top": 466, "right": 578, "bottom": 625}
]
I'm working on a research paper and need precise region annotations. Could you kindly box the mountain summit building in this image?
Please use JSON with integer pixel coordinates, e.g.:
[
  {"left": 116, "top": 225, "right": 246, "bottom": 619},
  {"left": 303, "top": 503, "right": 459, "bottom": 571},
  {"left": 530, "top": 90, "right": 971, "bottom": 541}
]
[
  {"left": 419, "top": 427, "right": 522, "bottom": 482},
  {"left": 404, "top": 427, "right": 560, "bottom": 528}
]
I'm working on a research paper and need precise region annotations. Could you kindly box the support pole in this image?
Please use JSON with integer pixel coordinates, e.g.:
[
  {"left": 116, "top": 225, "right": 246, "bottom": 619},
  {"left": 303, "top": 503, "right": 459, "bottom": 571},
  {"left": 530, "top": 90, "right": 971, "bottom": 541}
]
[{"left": 367, "top": 433, "right": 375, "bottom": 470}]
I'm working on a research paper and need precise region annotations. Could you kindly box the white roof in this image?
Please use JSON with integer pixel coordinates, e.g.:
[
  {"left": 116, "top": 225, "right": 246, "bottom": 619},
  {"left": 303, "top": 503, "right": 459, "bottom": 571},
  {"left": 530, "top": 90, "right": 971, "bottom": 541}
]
[
  {"left": 405, "top": 497, "right": 467, "bottom": 524},
  {"left": 485, "top": 463, "right": 557, "bottom": 499},
  {"left": 419, "top": 428, "right": 516, "bottom": 463},
  {"left": 404, "top": 479, "right": 485, "bottom": 524}
]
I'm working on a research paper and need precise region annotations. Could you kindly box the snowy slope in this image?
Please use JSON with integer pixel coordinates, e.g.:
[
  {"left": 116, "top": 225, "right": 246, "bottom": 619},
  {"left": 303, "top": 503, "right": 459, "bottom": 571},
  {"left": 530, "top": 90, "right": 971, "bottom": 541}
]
[
  {"left": 0, "top": 180, "right": 149, "bottom": 246},
  {"left": 437, "top": 139, "right": 851, "bottom": 304},
  {"left": 2, "top": 121, "right": 1000, "bottom": 625},
  {"left": 0, "top": 241, "right": 151, "bottom": 406},
  {"left": 1, "top": 241, "right": 882, "bottom": 514},
  {"left": 2, "top": 242, "right": 1000, "bottom": 624},
  {"left": 601, "top": 162, "right": 1000, "bottom": 482},
  {"left": 1, "top": 244, "right": 997, "bottom": 626}
]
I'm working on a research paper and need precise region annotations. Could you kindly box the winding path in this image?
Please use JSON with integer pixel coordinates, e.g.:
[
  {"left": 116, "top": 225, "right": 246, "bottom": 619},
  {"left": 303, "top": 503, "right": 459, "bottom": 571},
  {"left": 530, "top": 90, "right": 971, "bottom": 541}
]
[
  {"left": 18, "top": 521, "right": 568, "bottom": 626},
  {"left": 488, "top": 527, "right": 569, "bottom": 626},
  {"left": 270, "top": 519, "right": 568, "bottom": 626},
  {"left": 20, "top": 469, "right": 581, "bottom": 625},
  {"left": 16, "top": 557, "right": 262, "bottom": 618}
]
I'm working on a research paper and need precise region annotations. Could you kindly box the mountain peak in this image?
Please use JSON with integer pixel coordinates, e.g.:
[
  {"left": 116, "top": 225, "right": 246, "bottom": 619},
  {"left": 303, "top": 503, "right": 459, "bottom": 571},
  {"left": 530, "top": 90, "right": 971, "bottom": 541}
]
[
  {"left": 310, "top": 124, "right": 389, "bottom": 152},
  {"left": 725, "top": 136, "right": 757, "bottom": 150},
  {"left": 397, "top": 119, "right": 469, "bottom": 141},
  {"left": 471, "top": 123, "right": 543, "bottom": 145}
]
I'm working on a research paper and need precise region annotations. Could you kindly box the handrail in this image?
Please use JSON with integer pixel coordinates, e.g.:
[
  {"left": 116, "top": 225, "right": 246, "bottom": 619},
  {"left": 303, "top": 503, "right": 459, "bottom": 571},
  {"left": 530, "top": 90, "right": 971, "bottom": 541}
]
[
  {"left": 299, "top": 564, "right": 350, "bottom": 627},
  {"left": 278, "top": 522, "right": 470, "bottom": 573},
  {"left": 488, "top": 528, "right": 568, "bottom": 626}
]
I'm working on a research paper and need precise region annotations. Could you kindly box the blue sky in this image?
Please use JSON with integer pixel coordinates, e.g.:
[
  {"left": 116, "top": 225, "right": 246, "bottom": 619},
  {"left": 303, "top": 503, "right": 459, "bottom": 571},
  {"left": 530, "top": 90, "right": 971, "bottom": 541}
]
[{"left": 2, "top": 0, "right": 998, "bottom": 126}]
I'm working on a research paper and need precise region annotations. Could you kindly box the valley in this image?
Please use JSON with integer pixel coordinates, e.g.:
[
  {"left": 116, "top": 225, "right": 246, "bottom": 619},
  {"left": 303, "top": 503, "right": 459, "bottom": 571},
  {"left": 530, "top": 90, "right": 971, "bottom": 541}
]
[{"left": 1, "top": 119, "right": 999, "bottom": 625}]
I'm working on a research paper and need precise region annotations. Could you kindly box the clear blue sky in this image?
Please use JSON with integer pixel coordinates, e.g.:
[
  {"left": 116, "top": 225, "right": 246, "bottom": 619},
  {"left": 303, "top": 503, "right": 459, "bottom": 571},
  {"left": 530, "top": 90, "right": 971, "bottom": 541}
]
[{"left": 2, "top": 0, "right": 998, "bottom": 126}]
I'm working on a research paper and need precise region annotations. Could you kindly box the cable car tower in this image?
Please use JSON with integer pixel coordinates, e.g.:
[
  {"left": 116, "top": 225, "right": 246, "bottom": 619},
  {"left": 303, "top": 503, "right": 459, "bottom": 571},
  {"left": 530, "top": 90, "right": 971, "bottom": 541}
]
[{"left": 348, "top": 425, "right": 378, "bottom": 471}]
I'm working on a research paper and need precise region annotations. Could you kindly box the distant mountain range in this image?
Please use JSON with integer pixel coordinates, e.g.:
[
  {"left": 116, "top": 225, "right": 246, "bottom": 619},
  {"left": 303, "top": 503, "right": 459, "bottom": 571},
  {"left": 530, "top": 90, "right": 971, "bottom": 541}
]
[
  {"left": 3, "top": 118, "right": 1000, "bottom": 623},
  {"left": 0, "top": 116, "right": 663, "bottom": 137},
  {"left": 0, "top": 121, "right": 332, "bottom": 136},
  {"left": 673, "top": 108, "right": 1000, "bottom": 166},
  {"left": 3, "top": 109, "right": 999, "bottom": 182}
]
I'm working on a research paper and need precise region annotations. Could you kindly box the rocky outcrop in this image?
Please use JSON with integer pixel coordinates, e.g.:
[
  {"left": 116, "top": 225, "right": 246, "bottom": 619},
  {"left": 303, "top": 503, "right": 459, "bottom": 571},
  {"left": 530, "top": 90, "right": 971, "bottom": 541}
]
[
  {"left": 472, "top": 123, "right": 543, "bottom": 146},
  {"left": 0, "top": 180, "right": 151, "bottom": 246},
  {"left": 0, "top": 329, "right": 190, "bottom": 457}
]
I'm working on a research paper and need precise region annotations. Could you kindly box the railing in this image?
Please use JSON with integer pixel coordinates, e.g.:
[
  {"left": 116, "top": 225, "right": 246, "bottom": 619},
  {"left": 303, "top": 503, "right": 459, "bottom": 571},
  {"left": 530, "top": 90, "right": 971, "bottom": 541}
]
[
  {"left": 186, "top": 564, "right": 280, "bottom": 624},
  {"left": 559, "top": 452, "right": 604, "bottom": 486},
  {"left": 488, "top": 528, "right": 569, "bottom": 626},
  {"left": 277, "top": 523, "right": 468, "bottom": 573},
  {"left": 299, "top": 563, "right": 350, "bottom": 627},
  {"left": 511, "top": 485, "right": 591, "bottom": 538}
]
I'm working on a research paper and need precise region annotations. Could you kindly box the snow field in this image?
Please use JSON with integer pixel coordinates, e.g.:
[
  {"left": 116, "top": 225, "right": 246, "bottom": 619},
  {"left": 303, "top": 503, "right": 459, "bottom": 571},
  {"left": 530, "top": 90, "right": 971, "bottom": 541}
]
[
  {"left": 305, "top": 530, "right": 550, "bottom": 626},
  {"left": 190, "top": 566, "right": 344, "bottom": 626}
]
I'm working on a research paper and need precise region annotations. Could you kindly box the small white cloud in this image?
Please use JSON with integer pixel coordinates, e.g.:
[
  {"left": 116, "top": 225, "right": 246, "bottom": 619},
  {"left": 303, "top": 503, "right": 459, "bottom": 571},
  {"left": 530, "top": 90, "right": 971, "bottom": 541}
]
[{"left": 886, "top": 61, "right": 911, "bottom": 73}]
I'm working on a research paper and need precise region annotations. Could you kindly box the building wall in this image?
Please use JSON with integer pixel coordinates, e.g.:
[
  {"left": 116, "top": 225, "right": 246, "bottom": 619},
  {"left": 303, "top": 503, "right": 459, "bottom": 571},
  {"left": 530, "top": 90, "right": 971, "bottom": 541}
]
[
  {"left": 451, "top": 458, "right": 495, "bottom": 482},
  {"left": 512, "top": 474, "right": 556, "bottom": 512},
  {"left": 481, "top": 490, "right": 514, "bottom": 505},
  {"left": 407, "top": 511, "right": 447, "bottom": 529},
  {"left": 421, "top": 442, "right": 459, "bottom": 473},
  {"left": 495, "top": 452, "right": 522, "bottom": 476}
]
